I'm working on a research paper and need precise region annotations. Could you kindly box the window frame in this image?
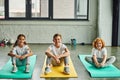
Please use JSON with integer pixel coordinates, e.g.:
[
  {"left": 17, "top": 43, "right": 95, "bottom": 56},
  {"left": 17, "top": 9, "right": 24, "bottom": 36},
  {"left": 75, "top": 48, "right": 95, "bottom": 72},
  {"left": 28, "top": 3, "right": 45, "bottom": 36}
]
[{"left": 1, "top": 0, "right": 89, "bottom": 21}]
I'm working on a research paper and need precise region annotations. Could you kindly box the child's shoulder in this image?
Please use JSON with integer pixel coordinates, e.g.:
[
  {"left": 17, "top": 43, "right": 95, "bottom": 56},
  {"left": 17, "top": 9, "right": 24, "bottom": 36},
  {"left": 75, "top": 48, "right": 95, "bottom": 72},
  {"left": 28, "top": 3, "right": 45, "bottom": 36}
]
[
  {"left": 92, "top": 48, "right": 96, "bottom": 50},
  {"left": 49, "top": 44, "right": 54, "bottom": 48},
  {"left": 61, "top": 43, "right": 67, "bottom": 48},
  {"left": 13, "top": 45, "right": 18, "bottom": 48},
  {"left": 102, "top": 47, "right": 107, "bottom": 50},
  {"left": 62, "top": 43, "right": 66, "bottom": 46},
  {"left": 24, "top": 45, "right": 29, "bottom": 48},
  {"left": 49, "top": 44, "right": 54, "bottom": 46},
  {"left": 16, "top": 45, "right": 29, "bottom": 48}
]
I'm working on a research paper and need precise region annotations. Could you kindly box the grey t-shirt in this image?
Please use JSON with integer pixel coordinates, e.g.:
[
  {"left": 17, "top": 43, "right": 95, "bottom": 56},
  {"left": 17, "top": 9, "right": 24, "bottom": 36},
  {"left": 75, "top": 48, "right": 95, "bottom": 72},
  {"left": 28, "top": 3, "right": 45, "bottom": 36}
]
[
  {"left": 49, "top": 43, "right": 67, "bottom": 56},
  {"left": 92, "top": 47, "right": 107, "bottom": 58},
  {"left": 12, "top": 45, "right": 30, "bottom": 55}
]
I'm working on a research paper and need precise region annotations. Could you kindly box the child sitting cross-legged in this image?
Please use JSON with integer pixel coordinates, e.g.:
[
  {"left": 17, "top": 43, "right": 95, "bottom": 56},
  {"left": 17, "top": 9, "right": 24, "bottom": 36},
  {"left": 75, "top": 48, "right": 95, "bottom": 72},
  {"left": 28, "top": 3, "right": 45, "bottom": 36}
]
[
  {"left": 44, "top": 33, "right": 70, "bottom": 75},
  {"left": 85, "top": 38, "right": 116, "bottom": 68}
]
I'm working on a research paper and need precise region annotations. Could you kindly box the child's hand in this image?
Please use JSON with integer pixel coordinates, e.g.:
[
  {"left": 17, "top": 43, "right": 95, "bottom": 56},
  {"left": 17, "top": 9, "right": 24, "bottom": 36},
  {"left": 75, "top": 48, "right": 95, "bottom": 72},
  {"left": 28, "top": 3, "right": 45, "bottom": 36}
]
[
  {"left": 57, "top": 55, "right": 62, "bottom": 59},
  {"left": 20, "top": 55, "right": 26, "bottom": 60},
  {"left": 95, "top": 62, "right": 101, "bottom": 68},
  {"left": 56, "top": 58, "right": 60, "bottom": 64},
  {"left": 8, "top": 53, "right": 15, "bottom": 57},
  {"left": 15, "top": 55, "right": 21, "bottom": 59},
  {"left": 100, "top": 62, "right": 104, "bottom": 66},
  {"left": 54, "top": 56, "right": 60, "bottom": 64}
]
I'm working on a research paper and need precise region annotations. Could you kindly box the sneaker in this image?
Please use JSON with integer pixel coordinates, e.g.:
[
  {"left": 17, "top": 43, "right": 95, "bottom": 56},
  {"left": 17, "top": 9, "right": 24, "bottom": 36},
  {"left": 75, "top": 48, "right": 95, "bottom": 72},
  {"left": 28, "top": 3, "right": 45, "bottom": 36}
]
[
  {"left": 12, "top": 66, "right": 18, "bottom": 73},
  {"left": 25, "top": 65, "right": 30, "bottom": 73},
  {"left": 44, "top": 67, "right": 51, "bottom": 74},
  {"left": 64, "top": 67, "right": 70, "bottom": 75}
]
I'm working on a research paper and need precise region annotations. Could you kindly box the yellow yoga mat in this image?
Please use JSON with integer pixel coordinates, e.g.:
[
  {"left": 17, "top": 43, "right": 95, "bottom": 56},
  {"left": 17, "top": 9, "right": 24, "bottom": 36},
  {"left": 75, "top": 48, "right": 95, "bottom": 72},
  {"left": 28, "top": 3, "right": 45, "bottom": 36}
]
[{"left": 40, "top": 56, "right": 77, "bottom": 78}]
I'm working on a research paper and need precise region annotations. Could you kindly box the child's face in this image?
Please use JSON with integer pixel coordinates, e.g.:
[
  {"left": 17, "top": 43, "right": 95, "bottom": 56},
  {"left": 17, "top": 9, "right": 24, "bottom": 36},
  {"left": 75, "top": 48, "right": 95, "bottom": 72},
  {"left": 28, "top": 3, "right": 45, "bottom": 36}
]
[
  {"left": 53, "top": 36, "right": 62, "bottom": 46},
  {"left": 96, "top": 40, "right": 102, "bottom": 50},
  {"left": 18, "top": 36, "right": 25, "bottom": 46}
]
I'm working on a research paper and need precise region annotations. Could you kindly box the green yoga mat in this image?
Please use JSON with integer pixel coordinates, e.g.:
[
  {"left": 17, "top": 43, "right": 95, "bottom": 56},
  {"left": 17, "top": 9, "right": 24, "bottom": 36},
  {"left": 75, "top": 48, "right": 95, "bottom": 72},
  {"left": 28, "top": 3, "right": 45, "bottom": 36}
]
[
  {"left": 0, "top": 55, "right": 36, "bottom": 79},
  {"left": 78, "top": 55, "right": 120, "bottom": 78}
]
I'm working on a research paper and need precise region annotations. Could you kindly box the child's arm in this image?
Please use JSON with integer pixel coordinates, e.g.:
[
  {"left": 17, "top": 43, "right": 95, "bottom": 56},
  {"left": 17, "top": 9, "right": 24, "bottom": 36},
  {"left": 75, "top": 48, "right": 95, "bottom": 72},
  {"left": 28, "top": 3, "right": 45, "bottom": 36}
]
[
  {"left": 100, "top": 54, "right": 107, "bottom": 66},
  {"left": 100, "top": 48, "right": 107, "bottom": 66},
  {"left": 45, "top": 48, "right": 60, "bottom": 63},
  {"left": 20, "top": 48, "right": 33, "bottom": 59},
  {"left": 8, "top": 48, "right": 16, "bottom": 57},
  {"left": 8, "top": 51, "right": 21, "bottom": 58},
  {"left": 93, "top": 55, "right": 100, "bottom": 67},
  {"left": 57, "top": 48, "right": 70, "bottom": 59},
  {"left": 8, "top": 48, "right": 15, "bottom": 57},
  {"left": 45, "top": 48, "right": 56, "bottom": 59},
  {"left": 8, "top": 51, "right": 16, "bottom": 57}
]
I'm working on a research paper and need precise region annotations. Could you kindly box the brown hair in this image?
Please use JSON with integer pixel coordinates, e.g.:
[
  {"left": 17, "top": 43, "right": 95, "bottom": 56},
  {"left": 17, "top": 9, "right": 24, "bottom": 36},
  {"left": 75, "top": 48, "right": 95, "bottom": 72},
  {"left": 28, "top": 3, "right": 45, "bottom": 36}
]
[
  {"left": 53, "top": 33, "right": 62, "bottom": 39},
  {"left": 13, "top": 34, "right": 27, "bottom": 47},
  {"left": 92, "top": 38, "right": 105, "bottom": 49}
]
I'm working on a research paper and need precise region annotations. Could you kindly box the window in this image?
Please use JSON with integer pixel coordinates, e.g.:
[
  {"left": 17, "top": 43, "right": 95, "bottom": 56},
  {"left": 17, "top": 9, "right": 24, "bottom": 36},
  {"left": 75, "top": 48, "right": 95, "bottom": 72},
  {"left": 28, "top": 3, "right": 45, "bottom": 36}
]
[
  {"left": 9, "top": 0, "right": 26, "bottom": 17},
  {"left": 0, "top": 0, "right": 4, "bottom": 19},
  {"left": 31, "top": 0, "right": 49, "bottom": 18},
  {"left": 1, "top": 0, "right": 89, "bottom": 20},
  {"left": 75, "top": 0, "right": 88, "bottom": 19},
  {"left": 53, "top": 0, "right": 89, "bottom": 20}
]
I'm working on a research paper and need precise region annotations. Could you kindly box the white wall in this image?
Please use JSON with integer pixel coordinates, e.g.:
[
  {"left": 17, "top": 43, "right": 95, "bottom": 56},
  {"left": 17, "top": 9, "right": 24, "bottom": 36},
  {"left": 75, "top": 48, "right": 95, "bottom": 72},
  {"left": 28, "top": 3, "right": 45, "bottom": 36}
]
[
  {"left": 0, "top": 0, "right": 98, "bottom": 44},
  {"left": 98, "top": 0, "right": 113, "bottom": 46}
]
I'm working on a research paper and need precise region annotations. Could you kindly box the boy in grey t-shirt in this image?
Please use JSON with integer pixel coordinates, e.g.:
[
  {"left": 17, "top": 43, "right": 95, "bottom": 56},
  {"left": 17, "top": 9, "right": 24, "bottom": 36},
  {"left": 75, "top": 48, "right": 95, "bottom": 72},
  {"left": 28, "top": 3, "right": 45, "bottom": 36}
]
[{"left": 45, "top": 33, "right": 70, "bottom": 75}]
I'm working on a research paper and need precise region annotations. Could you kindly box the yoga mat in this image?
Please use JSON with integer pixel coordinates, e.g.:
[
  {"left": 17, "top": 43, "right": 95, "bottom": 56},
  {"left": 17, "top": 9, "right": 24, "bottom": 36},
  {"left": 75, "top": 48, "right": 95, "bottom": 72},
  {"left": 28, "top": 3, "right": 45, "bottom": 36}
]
[
  {"left": 0, "top": 55, "right": 37, "bottom": 79},
  {"left": 40, "top": 56, "right": 77, "bottom": 78},
  {"left": 78, "top": 55, "right": 120, "bottom": 78}
]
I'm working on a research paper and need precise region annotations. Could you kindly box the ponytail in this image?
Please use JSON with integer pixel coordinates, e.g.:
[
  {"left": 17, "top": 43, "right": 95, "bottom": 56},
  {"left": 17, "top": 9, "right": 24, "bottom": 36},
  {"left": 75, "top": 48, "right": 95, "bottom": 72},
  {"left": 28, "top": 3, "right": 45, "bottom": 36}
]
[{"left": 13, "top": 40, "right": 18, "bottom": 47}]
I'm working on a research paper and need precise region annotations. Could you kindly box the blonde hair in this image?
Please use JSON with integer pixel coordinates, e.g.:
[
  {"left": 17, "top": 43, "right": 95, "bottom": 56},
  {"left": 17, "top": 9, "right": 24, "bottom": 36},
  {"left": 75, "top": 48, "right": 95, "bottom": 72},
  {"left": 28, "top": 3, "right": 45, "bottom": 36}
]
[{"left": 92, "top": 38, "right": 105, "bottom": 49}]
